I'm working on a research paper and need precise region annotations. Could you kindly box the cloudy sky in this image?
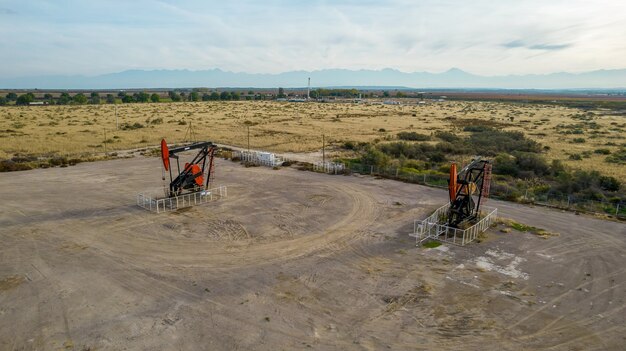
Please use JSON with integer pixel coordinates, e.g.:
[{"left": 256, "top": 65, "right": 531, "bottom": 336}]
[{"left": 0, "top": 0, "right": 625, "bottom": 78}]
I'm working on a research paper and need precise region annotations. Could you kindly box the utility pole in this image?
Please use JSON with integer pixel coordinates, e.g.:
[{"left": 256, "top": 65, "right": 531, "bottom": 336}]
[
  {"left": 322, "top": 134, "right": 325, "bottom": 164},
  {"left": 307, "top": 77, "right": 311, "bottom": 100}
]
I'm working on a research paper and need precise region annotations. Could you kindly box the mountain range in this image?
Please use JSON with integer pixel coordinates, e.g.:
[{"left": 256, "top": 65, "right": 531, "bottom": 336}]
[{"left": 1, "top": 68, "right": 625, "bottom": 90}]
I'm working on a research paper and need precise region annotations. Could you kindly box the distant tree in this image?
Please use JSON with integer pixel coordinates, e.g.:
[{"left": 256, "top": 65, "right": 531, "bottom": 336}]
[
  {"left": 117, "top": 91, "right": 127, "bottom": 98},
  {"left": 396, "top": 91, "right": 406, "bottom": 98},
  {"left": 220, "top": 91, "right": 230, "bottom": 100},
  {"left": 6, "top": 92, "right": 17, "bottom": 101},
  {"left": 383, "top": 91, "right": 390, "bottom": 97},
  {"left": 0, "top": 97, "right": 7, "bottom": 106},
  {"left": 277, "top": 87, "right": 286, "bottom": 98},
  {"left": 57, "top": 92, "right": 71, "bottom": 105},
  {"left": 122, "top": 95, "right": 134, "bottom": 103},
  {"left": 209, "top": 92, "right": 220, "bottom": 101},
  {"left": 43, "top": 93, "right": 54, "bottom": 100},
  {"left": 180, "top": 92, "right": 187, "bottom": 101},
  {"left": 150, "top": 93, "right": 160, "bottom": 103},
  {"left": 201, "top": 93, "right": 210, "bottom": 101},
  {"left": 106, "top": 94, "right": 116, "bottom": 104},
  {"left": 73, "top": 93, "right": 88, "bottom": 104},
  {"left": 134, "top": 91, "right": 150, "bottom": 103},
  {"left": 190, "top": 91, "right": 200, "bottom": 101},
  {"left": 230, "top": 92, "right": 240, "bottom": 101},
  {"left": 247, "top": 90, "right": 254, "bottom": 95},
  {"left": 89, "top": 92, "right": 101, "bottom": 104},
  {"left": 310, "top": 90, "right": 319, "bottom": 99},
  {"left": 168, "top": 91, "right": 181, "bottom": 102},
  {"left": 16, "top": 92, "right": 35, "bottom": 105}
]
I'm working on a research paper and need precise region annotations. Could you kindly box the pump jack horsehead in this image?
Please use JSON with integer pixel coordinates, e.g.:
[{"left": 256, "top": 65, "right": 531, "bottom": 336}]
[
  {"left": 447, "top": 157, "right": 492, "bottom": 228},
  {"left": 160, "top": 139, "right": 217, "bottom": 197}
]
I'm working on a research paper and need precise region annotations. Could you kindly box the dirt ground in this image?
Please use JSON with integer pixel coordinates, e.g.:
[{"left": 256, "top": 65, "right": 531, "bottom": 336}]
[{"left": 1, "top": 156, "right": 625, "bottom": 350}]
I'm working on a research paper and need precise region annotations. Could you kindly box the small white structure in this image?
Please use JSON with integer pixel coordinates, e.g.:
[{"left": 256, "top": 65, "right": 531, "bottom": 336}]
[{"left": 383, "top": 100, "right": 400, "bottom": 105}]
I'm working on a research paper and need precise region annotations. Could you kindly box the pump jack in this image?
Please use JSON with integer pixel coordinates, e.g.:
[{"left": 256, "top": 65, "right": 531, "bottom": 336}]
[
  {"left": 447, "top": 157, "right": 492, "bottom": 227},
  {"left": 160, "top": 139, "right": 217, "bottom": 197}
]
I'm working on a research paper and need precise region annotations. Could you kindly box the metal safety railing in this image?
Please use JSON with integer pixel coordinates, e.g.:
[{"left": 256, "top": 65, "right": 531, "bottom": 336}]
[
  {"left": 410, "top": 204, "right": 497, "bottom": 246},
  {"left": 233, "top": 151, "right": 284, "bottom": 167},
  {"left": 137, "top": 186, "right": 227, "bottom": 213},
  {"left": 313, "top": 161, "right": 345, "bottom": 174}
]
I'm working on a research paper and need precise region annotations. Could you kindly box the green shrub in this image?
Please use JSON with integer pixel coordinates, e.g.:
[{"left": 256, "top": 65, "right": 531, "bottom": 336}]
[
  {"left": 493, "top": 152, "right": 548, "bottom": 178},
  {"left": 606, "top": 148, "right": 626, "bottom": 164},
  {"left": 569, "top": 154, "right": 583, "bottom": 160},
  {"left": 0, "top": 160, "right": 33, "bottom": 172},
  {"left": 48, "top": 156, "right": 68, "bottom": 166},
  {"left": 463, "top": 125, "right": 491, "bottom": 133},
  {"left": 434, "top": 131, "right": 460, "bottom": 142},
  {"left": 467, "top": 127, "right": 542, "bottom": 155},
  {"left": 397, "top": 131, "right": 430, "bottom": 141},
  {"left": 342, "top": 141, "right": 356, "bottom": 150},
  {"left": 121, "top": 122, "right": 144, "bottom": 130},
  {"left": 594, "top": 148, "right": 611, "bottom": 155},
  {"left": 361, "top": 147, "right": 390, "bottom": 167},
  {"left": 402, "top": 159, "right": 424, "bottom": 170},
  {"left": 428, "top": 152, "right": 446, "bottom": 163},
  {"left": 600, "top": 176, "right": 620, "bottom": 192}
]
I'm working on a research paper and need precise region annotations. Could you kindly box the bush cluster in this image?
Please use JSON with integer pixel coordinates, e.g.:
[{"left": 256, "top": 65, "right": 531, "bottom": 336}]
[{"left": 397, "top": 132, "right": 430, "bottom": 141}]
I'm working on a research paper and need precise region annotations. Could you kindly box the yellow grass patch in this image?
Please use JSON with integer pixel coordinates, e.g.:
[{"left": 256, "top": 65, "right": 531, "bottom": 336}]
[{"left": 0, "top": 101, "right": 623, "bottom": 177}]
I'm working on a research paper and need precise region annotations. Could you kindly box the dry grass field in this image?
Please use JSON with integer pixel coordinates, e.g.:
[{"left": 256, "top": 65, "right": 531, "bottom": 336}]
[{"left": 0, "top": 101, "right": 624, "bottom": 177}]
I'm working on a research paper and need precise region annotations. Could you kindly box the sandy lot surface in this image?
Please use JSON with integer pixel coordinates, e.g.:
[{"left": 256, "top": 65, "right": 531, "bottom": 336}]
[{"left": 1, "top": 156, "right": 625, "bottom": 350}]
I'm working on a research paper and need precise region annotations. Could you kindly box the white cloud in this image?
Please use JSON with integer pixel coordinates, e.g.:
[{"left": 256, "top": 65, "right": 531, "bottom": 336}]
[{"left": 0, "top": 0, "right": 624, "bottom": 77}]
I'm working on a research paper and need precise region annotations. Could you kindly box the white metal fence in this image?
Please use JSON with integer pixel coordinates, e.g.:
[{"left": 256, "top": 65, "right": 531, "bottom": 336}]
[
  {"left": 410, "top": 204, "right": 497, "bottom": 246},
  {"left": 233, "top": 150, "right": 284, "bottom": 167},
  {"left": 137, "top": 186, "right": 228, "bottom": 213},
  {"left": 313, "top": 161, "right": 345, "bottom": 174}
]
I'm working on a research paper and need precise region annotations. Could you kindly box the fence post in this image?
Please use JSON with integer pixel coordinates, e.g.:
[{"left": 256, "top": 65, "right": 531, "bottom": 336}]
[
  {"left": 617, "top": 203, "right": 620, "bottom": 217},
  {"left": 567, "top": 195, "right": 571, "bottom": 208},
  {"left": 370, "top": 165, "right": 374, "bottom": 174}
]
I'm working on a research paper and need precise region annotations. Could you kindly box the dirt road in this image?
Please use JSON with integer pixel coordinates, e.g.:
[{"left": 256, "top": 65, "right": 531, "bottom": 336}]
[{"left": 0, "top": 156, "right": 624, "bottom": 350}]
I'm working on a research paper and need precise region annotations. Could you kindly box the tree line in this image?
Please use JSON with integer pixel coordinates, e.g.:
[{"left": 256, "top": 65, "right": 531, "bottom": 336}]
[{"left": 0, "top": 90, "right": 255, "bottom": 106}]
